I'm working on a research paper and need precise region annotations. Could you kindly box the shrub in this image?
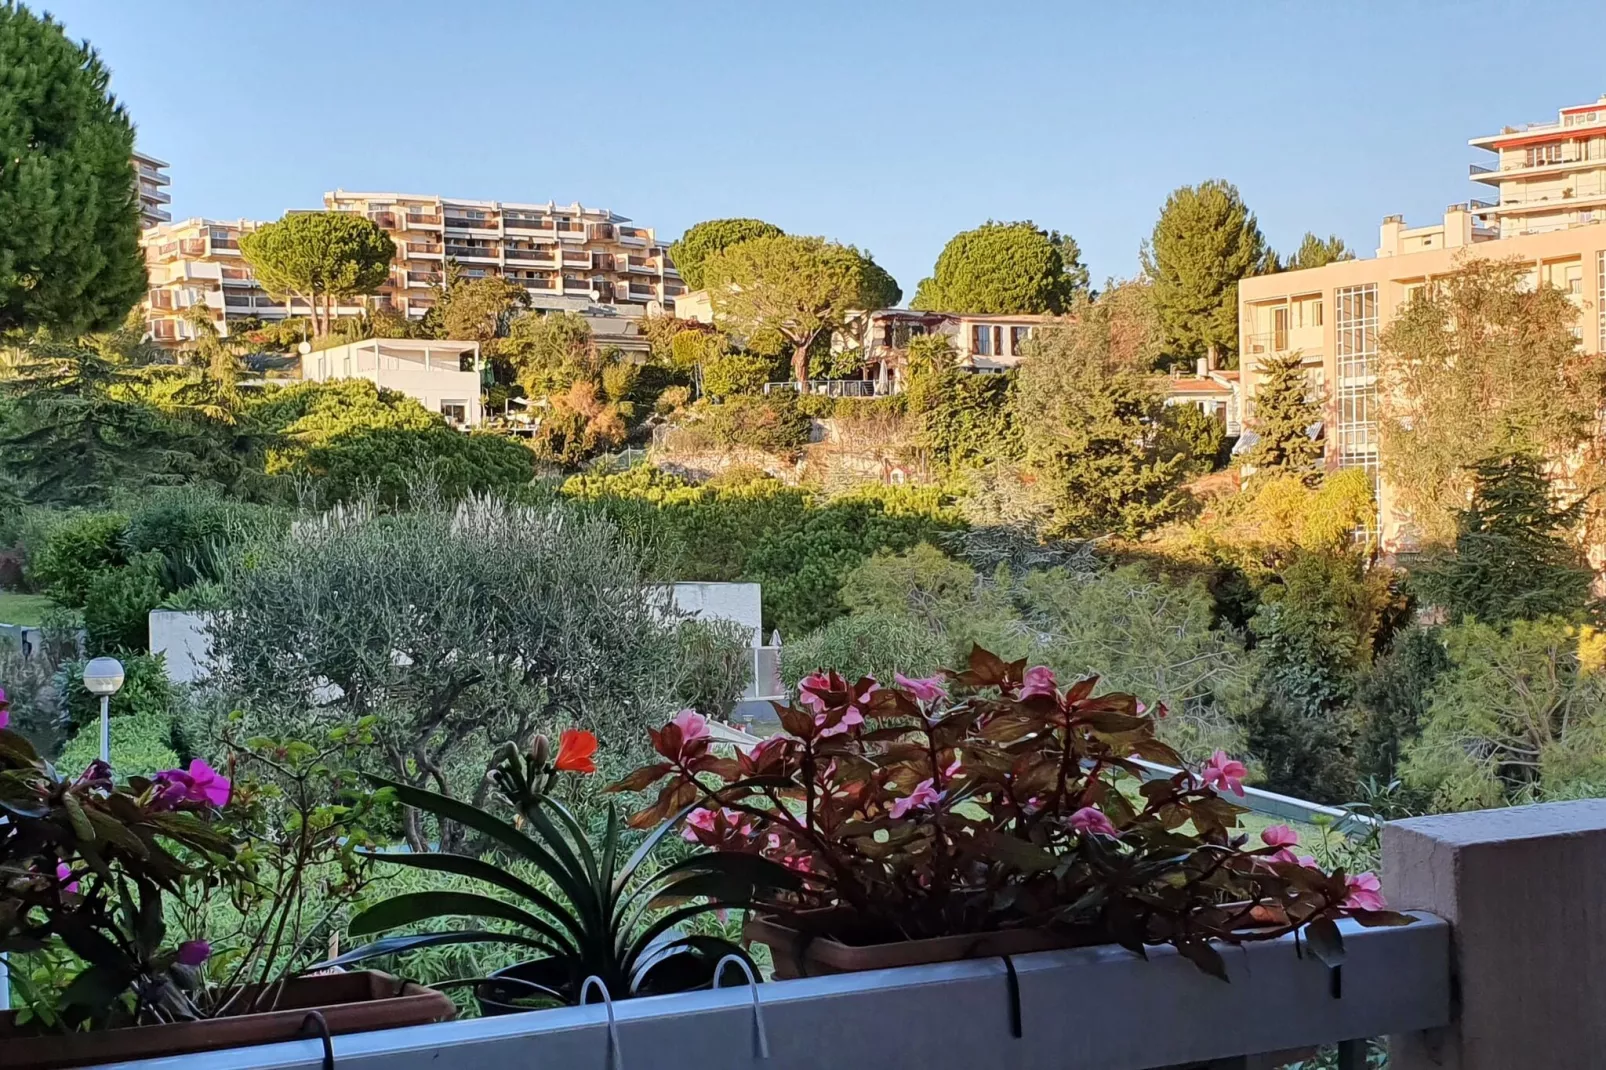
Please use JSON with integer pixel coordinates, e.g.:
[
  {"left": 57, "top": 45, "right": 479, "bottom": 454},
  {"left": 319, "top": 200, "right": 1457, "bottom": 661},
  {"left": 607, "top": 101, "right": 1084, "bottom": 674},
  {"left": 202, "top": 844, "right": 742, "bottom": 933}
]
[
  {"left": 779, "top": 611, "right": 949, "bottom": 691},
  {"left": 1354, "top": 626, "right": 1451, "bottom": 788},
  {"left": 672, "top": 618, "right": 753, "bottom": 722},
  {"left": 121, "top": 488, "right": 288, "bottom": 590},
  {"left": 840, "top": 543, "right": 979, "bottom": 632},
  {"left": 57, "top": 712, "right": 179, "bottom": 778},
  {"left": 654, "top": 385, "right": 692, "bottom": 415},
  {"left": 701, "top": 353, "right": 778, "bottom": 400},
  {"left": 699, "top": 394, "right": 812, "bottom": 454},
  {"left": 82, "top": 553, "right": 168, "bottom": 654},
  {"left": 56, "top": 653, "right": 177, "bottom": 733},
  {"left": 28, "top": 511, "right": 129, "bottom": 605}
]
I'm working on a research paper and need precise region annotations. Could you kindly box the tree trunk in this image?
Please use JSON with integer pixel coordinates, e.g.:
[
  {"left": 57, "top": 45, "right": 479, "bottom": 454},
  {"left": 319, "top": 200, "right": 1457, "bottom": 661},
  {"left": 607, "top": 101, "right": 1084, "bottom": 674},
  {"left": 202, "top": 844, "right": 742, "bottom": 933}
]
[{"left": 792, "top": 346, "right": 808, "bottom": 389}]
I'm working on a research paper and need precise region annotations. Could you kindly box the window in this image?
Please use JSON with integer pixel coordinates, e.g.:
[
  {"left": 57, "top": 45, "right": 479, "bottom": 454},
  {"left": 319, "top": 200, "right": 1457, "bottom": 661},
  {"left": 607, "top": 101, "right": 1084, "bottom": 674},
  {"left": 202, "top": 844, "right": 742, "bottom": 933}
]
[
  {"left": 1527, "top": 143, "right": 1565, "bottom": 167},
  {"left": 1010, "top": 326, "right": 1032, "bottom": 354},
  {"left": 1272, "top": 307, "right": 1289, "bottom": 351},
  {"left": 972, "top": 324, "right": 992, "bottom": 356},
  {"left": 1333, "top": 285, "right": 1380, "bottom": 505},
  {"left": 441, "top": 401, "right": 469, "bottom": 426}
]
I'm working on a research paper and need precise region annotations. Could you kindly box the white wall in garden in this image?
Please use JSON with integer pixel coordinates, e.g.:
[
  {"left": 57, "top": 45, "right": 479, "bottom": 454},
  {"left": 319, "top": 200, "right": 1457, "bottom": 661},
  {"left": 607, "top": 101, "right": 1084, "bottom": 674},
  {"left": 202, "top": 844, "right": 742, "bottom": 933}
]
[
  {"left": 664, "top": 582, "right": 763, "bottom": 644},
  {"left": 148, "top": 584, "right": 766, "bottom": 688},
  {"left": 149, "top": 610, "right": 216, "bottom": 684}
]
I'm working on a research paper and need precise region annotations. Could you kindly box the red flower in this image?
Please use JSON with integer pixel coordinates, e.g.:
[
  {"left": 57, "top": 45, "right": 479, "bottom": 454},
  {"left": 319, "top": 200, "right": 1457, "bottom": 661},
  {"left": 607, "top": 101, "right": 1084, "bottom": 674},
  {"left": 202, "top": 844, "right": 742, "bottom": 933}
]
[{"left": 554, "top": 729, "right": 598, "bottom": 774}]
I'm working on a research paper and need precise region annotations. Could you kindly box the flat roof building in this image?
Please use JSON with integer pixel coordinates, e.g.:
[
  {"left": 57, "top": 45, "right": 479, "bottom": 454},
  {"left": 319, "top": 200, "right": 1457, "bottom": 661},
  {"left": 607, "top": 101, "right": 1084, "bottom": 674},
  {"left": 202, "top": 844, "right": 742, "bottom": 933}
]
[
  {"left": 302, "top": 339, "right": 485, "bottom": 428},
  {"left": 133, "top": 151, "right": 171, "bottom": 228}
]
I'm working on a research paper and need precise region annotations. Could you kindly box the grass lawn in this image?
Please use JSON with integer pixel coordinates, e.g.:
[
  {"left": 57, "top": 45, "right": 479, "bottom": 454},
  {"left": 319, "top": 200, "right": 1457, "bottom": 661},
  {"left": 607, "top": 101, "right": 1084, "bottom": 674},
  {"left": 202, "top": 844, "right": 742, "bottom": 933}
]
[{"left": 0, "top": 591, "right": 58, "bottom": 627}]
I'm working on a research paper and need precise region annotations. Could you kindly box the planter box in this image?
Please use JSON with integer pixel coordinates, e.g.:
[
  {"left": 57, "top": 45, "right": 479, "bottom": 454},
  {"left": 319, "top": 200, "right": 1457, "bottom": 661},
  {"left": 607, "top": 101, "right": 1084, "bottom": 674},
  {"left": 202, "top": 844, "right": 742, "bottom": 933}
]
[
  {"left": 745, "top": 911, "right": 1105, "bottom": 978},
  {"left": 0, "top": 970, "right": 454, "bottom": 1070}
]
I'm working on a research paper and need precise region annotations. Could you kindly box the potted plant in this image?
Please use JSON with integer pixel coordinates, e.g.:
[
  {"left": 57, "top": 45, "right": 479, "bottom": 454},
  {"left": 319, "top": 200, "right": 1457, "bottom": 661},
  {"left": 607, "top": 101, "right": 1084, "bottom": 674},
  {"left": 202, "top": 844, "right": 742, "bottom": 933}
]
[
  {"left": 0, "top": 704, "right": 454, "bottom": 1070},
  {"left": 613, "top": 646, "right": 1411, "bottom": 978},
  {"left": 319, "top": 729, "right": 801, "bottom": 1012}
]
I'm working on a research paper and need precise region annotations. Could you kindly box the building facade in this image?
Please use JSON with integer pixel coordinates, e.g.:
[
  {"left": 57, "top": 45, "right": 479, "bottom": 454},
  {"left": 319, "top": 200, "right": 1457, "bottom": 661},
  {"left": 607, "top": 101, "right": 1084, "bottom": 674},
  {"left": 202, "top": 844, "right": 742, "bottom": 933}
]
[
  {"left": 301, "top": 339, "right": 485, "bottom": 427},
  {"left": 322, "top": 191, "right": 685, "bottom": 320},
  {"left": 1470, "top": 95, "right": 1606, "bottom": 238},
  {"left": 142, "top": 218, "right": 369, "bottom": 346},
  {"left": 133, "top": 151, "right": 171, "bottom": 228},
  {"left": 1238, "top": 206, "right": 1606, "bottom": 549}
]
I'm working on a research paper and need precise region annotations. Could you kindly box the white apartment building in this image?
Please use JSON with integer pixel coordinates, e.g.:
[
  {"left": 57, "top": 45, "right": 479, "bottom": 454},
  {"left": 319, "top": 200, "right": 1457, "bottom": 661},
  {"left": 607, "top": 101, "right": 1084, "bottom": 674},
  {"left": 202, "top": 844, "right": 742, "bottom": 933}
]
[
  {"left": 1471, "top": 95, "right": 1606, "bottom": 237},
  {"left": 133, "top": 151, "right": 171, "bottom": 228},
  {"left": 322, "top": 191, "right": 685, "bottom": 320}
]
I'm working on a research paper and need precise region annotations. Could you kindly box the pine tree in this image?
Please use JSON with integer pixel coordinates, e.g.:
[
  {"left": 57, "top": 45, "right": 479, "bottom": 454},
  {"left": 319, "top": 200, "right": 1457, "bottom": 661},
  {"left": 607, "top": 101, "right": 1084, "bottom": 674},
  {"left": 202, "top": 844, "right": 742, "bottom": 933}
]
[
  {"left": 1283, "top": 232, "right": 1355, "bottom": 272},
  {"left": 1140, "top": 180, "right": 1270, "bottom": 368},
  {"left": 1240, "top": 352, "right": 1323, "bottom": 474},
  {"left": 0, "top": 4, "right": 148, "bottom": 334},
  {"left": 1418, "top": 452, "right": 1595, "bottom": 626}
]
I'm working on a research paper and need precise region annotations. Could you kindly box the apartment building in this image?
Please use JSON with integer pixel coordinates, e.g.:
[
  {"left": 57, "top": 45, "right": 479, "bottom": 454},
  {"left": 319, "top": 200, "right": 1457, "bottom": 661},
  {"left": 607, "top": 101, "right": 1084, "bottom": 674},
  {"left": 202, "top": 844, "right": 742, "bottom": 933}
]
[
  {"left": 1239, "top": 203, "right": 1606, "bottom": 549},
  {"left": 142, "top": 218, "right": 367, "bottom": 346},
  {"left": 133, "top": 151, "right": 172, "bottom": 228},
  {"left": 302, "top": 340, "right": 485, "bottom": 428},
  {"left": 1470, "top": 95, "right": 1606, "bottom": 237},
  {"left": 322, "top": 191, "right": 685, "bottom": 320}
]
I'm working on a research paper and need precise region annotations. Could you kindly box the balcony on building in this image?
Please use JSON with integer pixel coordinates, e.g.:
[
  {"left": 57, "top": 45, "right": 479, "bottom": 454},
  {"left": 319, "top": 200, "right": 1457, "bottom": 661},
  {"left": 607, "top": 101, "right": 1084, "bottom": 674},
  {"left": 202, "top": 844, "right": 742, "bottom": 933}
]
[
  {"left": 444, "top": 211, "right": 501, "bottom": 232},
  {"left": 218, "top": 267, "right": 256, "bottom": 287},
  {"left": 617, "top": 226, "right": 649, "bottom": 246},
  {"left": 406, "top": 242, "right": 444, "bottom": 259},
  {"left": 444, "top": 243, "right": 498, "bottom": 262},
  {"left": 302, "top": 339, "right": 485, "bottom": 428},
  {"left": 563, "top": 276, "right": 594, "bottom": 292},
  {"left": 505, "top": 246, "right": 557, "bottom": 266},
  {"left": 406, "top": 271, "right": 443, "bottom": 288},
  {"left": 404, "top": 211, "right": 444, "bottom": 229},
  {"left": 505, "top": 214, "right": 557, "bottom": 236}
]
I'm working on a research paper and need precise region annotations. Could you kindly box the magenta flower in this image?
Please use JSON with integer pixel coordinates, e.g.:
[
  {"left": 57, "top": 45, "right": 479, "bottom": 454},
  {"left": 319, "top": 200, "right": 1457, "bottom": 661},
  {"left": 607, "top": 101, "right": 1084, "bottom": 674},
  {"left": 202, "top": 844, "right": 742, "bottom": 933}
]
[
  {"left": 1343, "top": 872, "right": 1387, "bottom": 912},
  {"left": 0, "top": 685, "right": 9, "bottom": 730},
  {"left": 816, "top": 706, "right": 863, "bottom": 738},
  {"left": 894, "top": 672, "right": 947, "bottom": 703},
  {"left": 175, "top": 940, "right": 212, "bottom": 967},
  {"left": 1018, "top": 665, "right": 1057, "bottom": 701},
  {"left": 1068, "top": 806, "right": 1120, "bottom": 837},
  {"left": 55, "top": 862, "right": 80, "bottom": 895},
  {"left": 1200, "top": 750, "right": 1247, "bottom": 797},
  {"left": 887, "top": 778, "right": 941, "bottom": 819},
  {"left": 152, "top": 759, "right": 232, "bottom": 809},
  {"left": 796, "top": 673, "right": 830, "bottom": 713},
  {"left": 682, "top": 807, "right": 719, "bottom": 842},
  {"left": 670, "top": 709, "right": 710, "bottom": 744},
  {"left": 1260, "top": 824, "right": 1299, "bottom": 849},
  {"left": 942, "top": 755, "right": 962, "bottom": 779}
]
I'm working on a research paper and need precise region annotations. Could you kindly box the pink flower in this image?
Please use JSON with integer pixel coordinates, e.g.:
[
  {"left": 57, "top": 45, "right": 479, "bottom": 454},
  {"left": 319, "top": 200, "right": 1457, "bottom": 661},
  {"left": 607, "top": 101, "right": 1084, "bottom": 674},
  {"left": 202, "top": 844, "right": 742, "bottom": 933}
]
[
  {"left": 796, "top": 673, "right": 830, "bottom": 713},
  {"left": 1261, "top": 824, "right": 1299, "bottom": 849},
  {"left": 942, "top": 755, "right": 962, "bottom": 779},
  {"left": 895, "top": 673, "right": 947, "bottom": 703},
  {"left": 682, "top": 807, "right": 719, "bottom": 842},
  {"left": 1135, "top": 700, "right": 1147, "bottom": 715},
  {"left": 1343, "top": 872, "right": 1387, "bottom": 912},
  {"left": 1068, "top": 806, "right": 1119, "bottom": 837},
  {"left": 670, "top": 709, "right": 710, "bottom": 744},
  {"left": 0, "top": 686, "right": 9, "bottom": 730},
  {"left": 1018, "top": 665, "right": 1057, "bottom": 701},
  {"left": 152, "top": 759, "right": 232, "bottom": 809},
  {"left": 887, "top": 778, "right": 941, "bottom": 819},
  {"left": 175, "top": 940, "right": 212, "bottom": 967},
  {"left": 816, "top": 706, "right": 863, "bottom": 738},
  {"left": 1200, "top": 750, "right": 1247, "bottom": 797},
  {"left": 55, "top": 862, "right": 79, "bottom": 895}
]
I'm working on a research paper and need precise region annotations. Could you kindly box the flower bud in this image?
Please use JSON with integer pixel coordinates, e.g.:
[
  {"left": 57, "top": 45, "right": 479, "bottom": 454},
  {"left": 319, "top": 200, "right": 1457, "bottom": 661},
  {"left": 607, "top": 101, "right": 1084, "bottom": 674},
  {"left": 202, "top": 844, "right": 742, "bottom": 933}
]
[{"left": 529, "top": 734, "right": 551, "bottom": 769}]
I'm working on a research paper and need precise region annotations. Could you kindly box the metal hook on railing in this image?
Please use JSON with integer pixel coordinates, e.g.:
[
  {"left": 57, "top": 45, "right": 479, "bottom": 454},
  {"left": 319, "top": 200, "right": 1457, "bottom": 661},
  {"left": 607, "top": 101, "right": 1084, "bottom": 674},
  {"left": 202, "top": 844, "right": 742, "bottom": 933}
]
[
  {"left": 579, "top": 975, "right": 623, "bottom": 1070},
  {"left": 998, "top": 955, "right": 1023, "bottom": 1039},
  {"left": 713, "top": 954, "right": 770, "bottom": 1060},
  {"left": 299, "top": 1010, "right": 336, "bottom": 1070}
]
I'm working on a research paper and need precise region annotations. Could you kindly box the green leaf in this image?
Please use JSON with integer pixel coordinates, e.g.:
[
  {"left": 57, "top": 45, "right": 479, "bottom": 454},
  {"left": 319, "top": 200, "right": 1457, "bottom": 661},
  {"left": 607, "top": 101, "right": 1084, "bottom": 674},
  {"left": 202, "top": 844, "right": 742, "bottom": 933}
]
[
  {"left": 1304, "top": 917, "right": 1346, "bottom": 968},
  {"left": 308, "top": 930, "right": 556, "bottom": 972},
  {"left": 348, "top": 890, "right": 571, "bottom": 955},
  {"left": 59, "top": 961, "right": 136, "bottom": 1017},
  {"left": 362, "top": 850, "right": 582, "bottom": 952},
  {"left": 612, "top": 805, "right": 697, "bottom": 899},
  {"left": 63, "top": 792, "right": 96, "bottom": 843},
  {"left": 364, "top": 775, "right": 591, "bottom": 909}
]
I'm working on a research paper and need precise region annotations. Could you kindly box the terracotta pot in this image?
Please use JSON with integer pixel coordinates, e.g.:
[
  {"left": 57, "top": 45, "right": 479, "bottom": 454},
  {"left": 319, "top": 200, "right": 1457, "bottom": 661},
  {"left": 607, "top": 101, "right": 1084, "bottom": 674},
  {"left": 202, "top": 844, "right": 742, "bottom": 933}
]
[
  {"left": 744, "top": 910, "right": 1108, "bottom": 979},
  {"left": 0, "top": 970, "right": 454, "bottom": 1070}
]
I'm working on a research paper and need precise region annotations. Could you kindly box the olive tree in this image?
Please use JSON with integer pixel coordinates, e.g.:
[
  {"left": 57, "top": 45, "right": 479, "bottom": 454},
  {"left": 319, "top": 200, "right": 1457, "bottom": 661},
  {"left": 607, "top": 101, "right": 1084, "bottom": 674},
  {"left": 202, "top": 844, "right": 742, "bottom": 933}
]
[{"left": 206, "top": 496, "right": 681, "bottom": 850}]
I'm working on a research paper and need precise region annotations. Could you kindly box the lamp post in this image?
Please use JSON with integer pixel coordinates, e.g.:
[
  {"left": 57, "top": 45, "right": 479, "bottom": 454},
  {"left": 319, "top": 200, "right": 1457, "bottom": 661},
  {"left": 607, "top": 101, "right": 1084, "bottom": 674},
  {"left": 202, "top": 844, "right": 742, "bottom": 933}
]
[{"left": 82, "top": 656, "right": 126, "bottom": 764}]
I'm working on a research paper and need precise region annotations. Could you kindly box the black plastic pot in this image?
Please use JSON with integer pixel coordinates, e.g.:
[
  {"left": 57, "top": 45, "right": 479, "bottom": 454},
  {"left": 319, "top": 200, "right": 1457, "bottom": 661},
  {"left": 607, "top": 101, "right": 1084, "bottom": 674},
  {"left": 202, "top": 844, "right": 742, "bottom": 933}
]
[{"left": 474, "top": 958, "right": 578, "bottom": 1017}]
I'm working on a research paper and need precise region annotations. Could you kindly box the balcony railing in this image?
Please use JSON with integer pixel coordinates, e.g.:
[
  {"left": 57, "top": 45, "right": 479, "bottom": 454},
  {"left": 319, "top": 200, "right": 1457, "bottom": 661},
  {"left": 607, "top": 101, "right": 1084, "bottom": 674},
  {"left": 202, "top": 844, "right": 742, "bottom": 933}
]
[
  {"left": 504, "top": 217, "right": 554, "bottom": 231},
  {"left": 180, "top": 239, "right": 205, "bottom": 256},
  {"left": 445, "top": 245, "right": 497, "bottom": 260},
  {"left": 562, "top": 254, "right": 592, "bottom": 266},
  {"left": 210, "top": 238, "right": 240, "bottom": 250},
  {"left": 405, "top": 214, "right": 443, "bottom": 227},
  {"left": 1469, "top": 163, "right": 1495, "bottom": 176},
  {"left": 445, "top": 215, "right": 499, "bottom": 229},
  {"left": 406, "top": 243, "right": 444, "bottom": 257},
  {"left": 406, "top": 272, "right": 442, "bottom": 287},
  {"left": 147, "top": 290, "right": 174, "bottom": 310},
  {"left": 505, "top": 248, "right": 554, "bottom": 263},
  {"left": 563, "top": 277, "right": 593, "bottom": 290},
  {"left": 223, "top": 294, "right": 252, "bottom": 308},
  {"left": 764, "top": 379, "right": 894, "bottom": 397}
]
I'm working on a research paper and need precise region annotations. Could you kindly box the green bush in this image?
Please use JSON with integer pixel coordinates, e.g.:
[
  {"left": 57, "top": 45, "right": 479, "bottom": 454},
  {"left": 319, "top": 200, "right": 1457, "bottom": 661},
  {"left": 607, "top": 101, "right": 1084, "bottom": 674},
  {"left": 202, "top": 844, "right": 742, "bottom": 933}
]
[
  {"left": 57, "top": 712, "right": 179, "bottom": 779},
  {"left": 82, "top": 552, "right": 168, "bottom": 653},
  {"left": 57, "top": 653, "right": 177, "bottom": 733},
  {"left": 780, "top": 611, "right": 950, "bottom": 691},
  {"left": 700, "top": 352, "right": 774, "bottom": 399},
  {"left": 122, "top": 488, "right": 288, "bottom": 590},
  {"left": 28, "top": 511, "right": 129, "bottom": 605},
  {"left": 698, "top": 394, "right": 812, "bottom": 454},
  {"left": 672, "top": 618, "right": 753, "bottom": 721}
]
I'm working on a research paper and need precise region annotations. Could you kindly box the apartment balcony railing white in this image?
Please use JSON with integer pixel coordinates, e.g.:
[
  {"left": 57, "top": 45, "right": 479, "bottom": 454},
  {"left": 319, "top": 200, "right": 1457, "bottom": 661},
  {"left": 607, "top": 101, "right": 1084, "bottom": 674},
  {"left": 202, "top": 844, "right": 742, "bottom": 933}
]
[
  {"left": 405, "top": 214, "right": 444, "bottom": 228},
  {"left": 763, "top": 379, "right": 894, "bottom": 397}
]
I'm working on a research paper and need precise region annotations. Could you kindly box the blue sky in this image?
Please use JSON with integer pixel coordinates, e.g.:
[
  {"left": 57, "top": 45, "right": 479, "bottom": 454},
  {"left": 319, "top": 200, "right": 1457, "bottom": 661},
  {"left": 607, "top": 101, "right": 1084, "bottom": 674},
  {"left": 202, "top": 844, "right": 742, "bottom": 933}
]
[{"left": 42, "top": 0, "right": 1606, "bottom": 300}]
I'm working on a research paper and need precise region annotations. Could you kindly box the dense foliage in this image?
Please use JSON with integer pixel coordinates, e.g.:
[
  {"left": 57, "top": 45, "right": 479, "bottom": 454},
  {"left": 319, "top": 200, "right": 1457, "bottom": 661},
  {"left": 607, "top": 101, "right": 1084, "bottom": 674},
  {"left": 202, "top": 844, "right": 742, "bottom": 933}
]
[
  {"left": 667, "top": 217, "right": 784, "bottom": 291},
  {"left": 910, "top": 221, "right": 1089, "bottom": 314},
  {"left": 238, "top": 213, "right": 395, "bottom": 338},
  {"left": 1239, "top": 351, "right": 1323, "bottom": 475},
  {"left": 0, "top": 3, "right": 146, "bottom": 334}
]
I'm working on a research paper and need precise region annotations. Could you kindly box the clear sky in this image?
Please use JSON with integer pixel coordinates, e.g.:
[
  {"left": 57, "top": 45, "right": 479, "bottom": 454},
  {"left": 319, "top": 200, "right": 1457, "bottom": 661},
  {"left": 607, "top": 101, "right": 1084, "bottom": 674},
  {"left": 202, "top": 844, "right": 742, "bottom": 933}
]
[{"left": 39, "top": 0, "right": 1606, "bottom": 300}]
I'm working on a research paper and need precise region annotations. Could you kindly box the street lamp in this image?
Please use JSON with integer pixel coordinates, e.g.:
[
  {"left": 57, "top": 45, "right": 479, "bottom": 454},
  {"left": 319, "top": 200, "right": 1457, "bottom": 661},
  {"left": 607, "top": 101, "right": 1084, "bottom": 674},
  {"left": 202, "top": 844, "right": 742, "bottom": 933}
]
[{"left": 82, "top": 657, "right": 125, "bottom": 764}]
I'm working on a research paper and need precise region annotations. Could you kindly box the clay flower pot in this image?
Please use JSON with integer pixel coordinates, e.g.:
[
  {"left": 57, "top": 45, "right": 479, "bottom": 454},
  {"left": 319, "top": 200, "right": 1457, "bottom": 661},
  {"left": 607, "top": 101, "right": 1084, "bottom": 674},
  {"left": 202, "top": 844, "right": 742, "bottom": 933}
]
[{"left": 0, "top": 970, "right": 454, "bottom": 1070}]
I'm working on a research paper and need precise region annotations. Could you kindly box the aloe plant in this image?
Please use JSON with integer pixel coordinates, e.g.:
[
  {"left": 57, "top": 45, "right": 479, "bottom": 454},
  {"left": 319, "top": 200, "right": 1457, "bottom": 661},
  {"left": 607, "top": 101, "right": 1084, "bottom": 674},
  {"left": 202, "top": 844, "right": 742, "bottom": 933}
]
[{"left": 316, "top": 731, "right": 799, "bottom": 1004}]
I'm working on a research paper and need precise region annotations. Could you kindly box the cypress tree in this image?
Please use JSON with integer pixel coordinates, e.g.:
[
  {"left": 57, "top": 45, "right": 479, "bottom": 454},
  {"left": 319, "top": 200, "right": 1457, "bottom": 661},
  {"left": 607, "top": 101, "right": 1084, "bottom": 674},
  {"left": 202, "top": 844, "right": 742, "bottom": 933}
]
[
  {"left": 1140, "top": 180, "right": 1270, "bottom": 367},
  {"left": 1418, "top": 452, "right": 1595, "bottom": 626},
  {"left": 0, "top": 3, "right": 147, "bottom": 334},
  {"left": 1240, "top": 351, "right": 1323, "bottom": 474}
]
